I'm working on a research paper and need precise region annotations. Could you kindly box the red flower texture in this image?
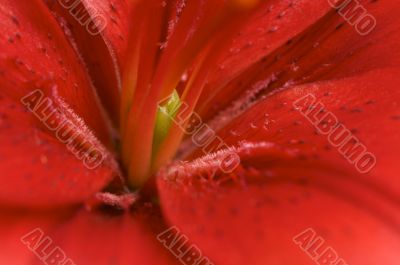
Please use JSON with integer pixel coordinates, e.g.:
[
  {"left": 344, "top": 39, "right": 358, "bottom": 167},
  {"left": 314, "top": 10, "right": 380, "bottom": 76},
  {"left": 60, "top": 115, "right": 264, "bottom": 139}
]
[{"left": 0, "top": 0, "right": 399, "bottom": 264}]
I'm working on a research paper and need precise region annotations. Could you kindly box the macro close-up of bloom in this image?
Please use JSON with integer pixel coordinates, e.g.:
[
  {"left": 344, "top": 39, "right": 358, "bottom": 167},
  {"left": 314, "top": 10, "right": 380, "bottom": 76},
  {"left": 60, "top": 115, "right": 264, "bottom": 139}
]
[{"left": 0, "top": 0, "right": 399, "bottom": 264}]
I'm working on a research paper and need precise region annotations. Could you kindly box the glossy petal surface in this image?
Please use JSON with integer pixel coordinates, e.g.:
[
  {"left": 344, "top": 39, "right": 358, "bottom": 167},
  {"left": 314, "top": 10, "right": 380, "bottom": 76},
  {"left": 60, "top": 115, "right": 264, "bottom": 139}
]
[{"left": 0, "top": 206, "right": 177, "bottom": 265}]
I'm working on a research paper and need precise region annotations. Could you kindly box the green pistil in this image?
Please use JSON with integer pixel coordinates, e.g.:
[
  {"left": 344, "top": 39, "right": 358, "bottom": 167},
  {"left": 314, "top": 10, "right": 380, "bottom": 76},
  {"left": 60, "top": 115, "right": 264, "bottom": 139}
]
[{"left": 152, "top": 90, "right": 182, "bottom": 157}]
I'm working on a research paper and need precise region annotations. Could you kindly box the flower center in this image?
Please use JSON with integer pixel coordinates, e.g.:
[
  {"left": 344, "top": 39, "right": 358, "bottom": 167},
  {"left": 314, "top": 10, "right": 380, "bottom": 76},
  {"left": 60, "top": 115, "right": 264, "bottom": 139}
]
[{"left": 120, "top": 0, "right": 260, "bottom": 188}]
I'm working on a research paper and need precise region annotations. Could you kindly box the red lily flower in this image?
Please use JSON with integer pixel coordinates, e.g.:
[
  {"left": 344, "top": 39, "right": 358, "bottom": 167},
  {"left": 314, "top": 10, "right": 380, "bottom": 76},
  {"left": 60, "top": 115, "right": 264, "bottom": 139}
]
[{"left": 0, "top": 0, "right": 399, "bottom": 264}]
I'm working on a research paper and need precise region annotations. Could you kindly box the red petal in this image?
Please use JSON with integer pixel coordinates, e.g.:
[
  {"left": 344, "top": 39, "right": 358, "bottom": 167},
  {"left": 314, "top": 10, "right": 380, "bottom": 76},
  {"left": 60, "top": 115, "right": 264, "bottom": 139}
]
[
  {"left": 0, "top": 0, "right": 118, "bottom": 207},
  {"left": 158, "top": 69, "right": 400, "bottom": 264},
  {"left": 0, "top": 206, "right": 177, "bottom": 265},
  {"left": 44, "top": 0, "right": 131, "bottom": 125},
  {"left": 208, "top": 0, "right": 331, "bottom": 82},
  {"left": 197, "top": 0, "right": 400, "bottom": 123}
]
